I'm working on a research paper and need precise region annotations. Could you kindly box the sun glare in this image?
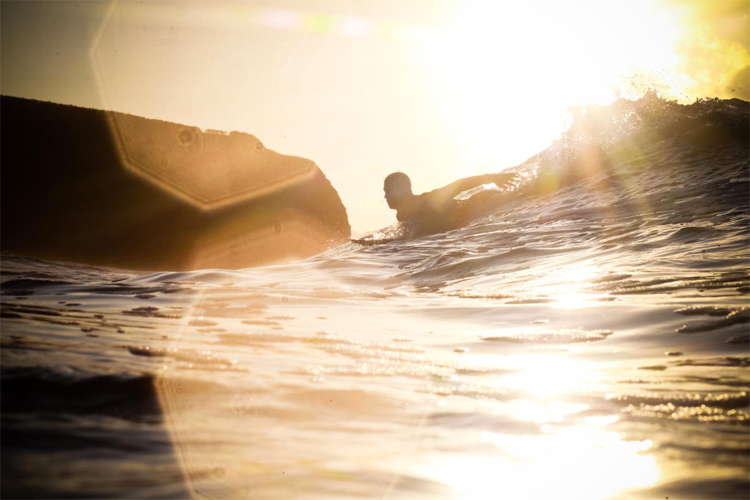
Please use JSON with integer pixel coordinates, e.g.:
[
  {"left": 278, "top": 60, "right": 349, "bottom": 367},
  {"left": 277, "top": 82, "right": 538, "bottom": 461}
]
[
  {"left": 413, "top": 0, "right": 687, "bottom": 171},
  {"left": 68, "top": 0, "right": 747, "bottom": 231}
]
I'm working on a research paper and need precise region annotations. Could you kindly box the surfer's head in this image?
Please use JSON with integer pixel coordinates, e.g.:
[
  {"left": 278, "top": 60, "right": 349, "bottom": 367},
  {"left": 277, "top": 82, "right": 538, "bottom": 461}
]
[{"left": 384, "top": 172, "right": 413, "bottom": 209}]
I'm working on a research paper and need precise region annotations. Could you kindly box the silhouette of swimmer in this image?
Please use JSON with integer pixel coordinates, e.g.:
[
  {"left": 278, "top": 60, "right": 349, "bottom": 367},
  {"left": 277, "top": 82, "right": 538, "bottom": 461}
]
[{"left": 382, "top": 171, "right": 516, "bottom": 236}]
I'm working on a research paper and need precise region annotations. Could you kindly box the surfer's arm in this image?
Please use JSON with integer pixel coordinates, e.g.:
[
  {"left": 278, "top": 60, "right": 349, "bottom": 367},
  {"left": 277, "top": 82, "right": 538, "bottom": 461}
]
[
  {"left": 351, "top": 238, "right": 397, "bottom": 246},
  {"left": 432, "top": 173, "right": 517, "bottom": 202}
]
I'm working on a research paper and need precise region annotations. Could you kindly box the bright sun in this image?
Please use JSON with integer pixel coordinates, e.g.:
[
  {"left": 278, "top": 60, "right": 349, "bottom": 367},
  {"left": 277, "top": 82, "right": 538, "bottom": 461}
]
[{"left": 411, "top": 0, "right": 687, "bottom": 172}]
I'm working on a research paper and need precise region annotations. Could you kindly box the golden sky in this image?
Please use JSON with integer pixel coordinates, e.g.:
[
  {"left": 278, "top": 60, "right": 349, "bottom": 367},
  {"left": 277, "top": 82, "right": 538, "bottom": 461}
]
[{"left": 2, "top": 0, "right": 748, "bottom": 232}]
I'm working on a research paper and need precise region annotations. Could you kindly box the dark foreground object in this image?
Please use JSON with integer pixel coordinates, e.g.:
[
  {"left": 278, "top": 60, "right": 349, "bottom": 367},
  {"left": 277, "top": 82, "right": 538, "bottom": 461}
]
[{"left": 1, "top": 96, "right": 351, "bottom": 271}]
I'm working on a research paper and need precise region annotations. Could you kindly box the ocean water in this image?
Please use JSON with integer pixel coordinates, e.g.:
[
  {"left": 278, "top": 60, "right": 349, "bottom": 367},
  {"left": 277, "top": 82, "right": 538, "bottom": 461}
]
[{"left": 2, "top": 94, "right": 749, "bottom": 499}]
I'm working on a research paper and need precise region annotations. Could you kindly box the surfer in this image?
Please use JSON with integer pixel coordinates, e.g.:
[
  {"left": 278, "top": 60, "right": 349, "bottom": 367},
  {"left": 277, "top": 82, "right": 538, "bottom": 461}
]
[{"left": 383, "top": 171, "right": 516, "bottom": 236}]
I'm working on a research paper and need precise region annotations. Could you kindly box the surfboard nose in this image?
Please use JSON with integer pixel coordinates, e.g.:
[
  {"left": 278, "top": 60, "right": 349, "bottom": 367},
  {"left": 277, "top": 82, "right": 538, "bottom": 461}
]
[{"left": 1, "top": 96, "right": 351, "bottom": 271}]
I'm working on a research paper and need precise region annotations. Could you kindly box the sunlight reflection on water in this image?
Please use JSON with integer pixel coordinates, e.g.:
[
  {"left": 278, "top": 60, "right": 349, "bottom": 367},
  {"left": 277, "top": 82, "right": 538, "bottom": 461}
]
[
  {"left": 507, "top": 354, "right": 600, "bottom": 397},
  {"left": 415, "top": 350, "right": 658, "bottom": 499},
  {"left": 422, "top": 426, "right": 657, "bottom": 500},
  {"left": 415, "top": 348, "right": 659, "bottom": 498}
]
